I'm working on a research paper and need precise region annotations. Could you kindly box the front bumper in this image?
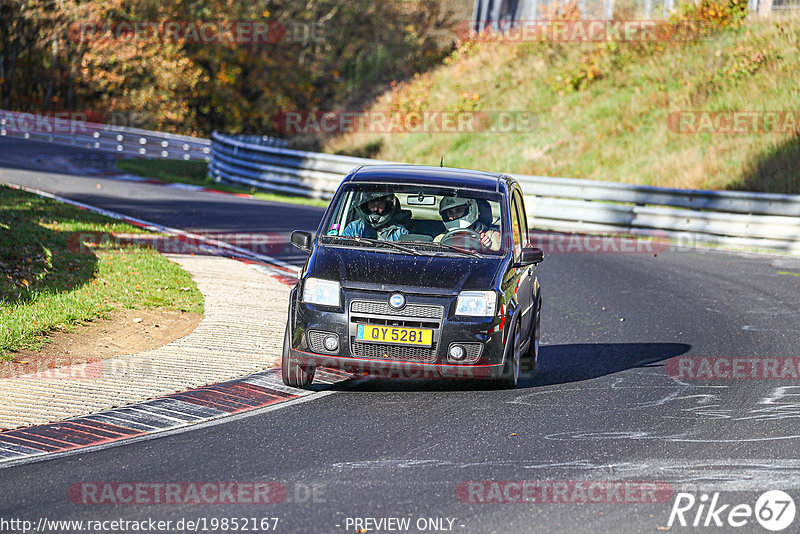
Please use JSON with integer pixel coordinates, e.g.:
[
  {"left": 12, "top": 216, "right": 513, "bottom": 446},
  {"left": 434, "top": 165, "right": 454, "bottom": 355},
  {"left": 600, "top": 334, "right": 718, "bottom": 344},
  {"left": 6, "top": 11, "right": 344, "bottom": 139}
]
[
  {"left": 290, "top": 349, "right": 504, "bottom": 379},
  {"left": 288, "top": 287, "right": 508, "bottom": 379}
]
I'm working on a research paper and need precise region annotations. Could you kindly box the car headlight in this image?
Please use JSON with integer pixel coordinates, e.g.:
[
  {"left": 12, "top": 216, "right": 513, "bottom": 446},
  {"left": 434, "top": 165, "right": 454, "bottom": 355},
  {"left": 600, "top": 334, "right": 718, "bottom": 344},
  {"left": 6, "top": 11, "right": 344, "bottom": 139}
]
[
  {"left": 455, "top": 290, "right": 497, "bottom": 317},
  {"left": 302, "top": 278, "right": 341, "bottom": 306}
]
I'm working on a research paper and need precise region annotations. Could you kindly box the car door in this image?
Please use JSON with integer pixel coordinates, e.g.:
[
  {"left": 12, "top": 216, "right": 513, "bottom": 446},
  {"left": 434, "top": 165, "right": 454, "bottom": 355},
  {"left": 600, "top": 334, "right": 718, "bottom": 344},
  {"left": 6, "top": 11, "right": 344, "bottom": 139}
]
[{"left": 510, "top": 188, "right": 534, "bottom": 342}]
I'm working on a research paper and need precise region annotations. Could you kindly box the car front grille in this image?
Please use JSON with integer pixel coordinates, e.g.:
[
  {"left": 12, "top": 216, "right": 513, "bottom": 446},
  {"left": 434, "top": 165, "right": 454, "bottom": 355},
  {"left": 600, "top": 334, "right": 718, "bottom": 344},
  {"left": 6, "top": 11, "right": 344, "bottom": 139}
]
[
  {"left": 350, "top": 300, "right": 443, "bottom": 320},
  {"left": 348, "top": 299, "right": 445, "bottom": 363},
  {"left": 351, "top": 340, "right": 438, "bottom": 363}
]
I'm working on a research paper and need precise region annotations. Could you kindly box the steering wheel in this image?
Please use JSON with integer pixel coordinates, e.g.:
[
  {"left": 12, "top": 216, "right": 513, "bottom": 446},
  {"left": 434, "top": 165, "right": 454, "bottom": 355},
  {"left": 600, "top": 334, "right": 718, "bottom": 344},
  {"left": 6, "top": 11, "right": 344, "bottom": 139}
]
[{"left": 440, "top": 228, "right": 483, "bottom": 249}]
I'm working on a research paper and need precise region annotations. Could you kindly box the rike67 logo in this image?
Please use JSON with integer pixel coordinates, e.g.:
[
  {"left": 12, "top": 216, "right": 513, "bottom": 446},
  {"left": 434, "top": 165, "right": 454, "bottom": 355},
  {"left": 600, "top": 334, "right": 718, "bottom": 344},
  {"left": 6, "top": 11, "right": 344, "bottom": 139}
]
[{"left": 667, "top": 490, "right": 796, "bottom": 531}]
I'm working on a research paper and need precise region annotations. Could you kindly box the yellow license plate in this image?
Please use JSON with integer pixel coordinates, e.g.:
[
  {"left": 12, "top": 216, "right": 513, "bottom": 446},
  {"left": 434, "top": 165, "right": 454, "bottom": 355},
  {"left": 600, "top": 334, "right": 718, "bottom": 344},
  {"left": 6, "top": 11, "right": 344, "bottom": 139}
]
[{"left": 356, "top": 324, "right": 432, "bottom": 347}]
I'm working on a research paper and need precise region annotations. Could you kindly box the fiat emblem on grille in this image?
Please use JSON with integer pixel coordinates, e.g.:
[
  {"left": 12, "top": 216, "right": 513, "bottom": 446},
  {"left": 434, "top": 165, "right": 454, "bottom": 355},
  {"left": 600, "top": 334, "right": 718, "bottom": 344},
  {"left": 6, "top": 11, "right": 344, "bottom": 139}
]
[{"left": 389, "top": 293, "right": 405, "bottom": 309}]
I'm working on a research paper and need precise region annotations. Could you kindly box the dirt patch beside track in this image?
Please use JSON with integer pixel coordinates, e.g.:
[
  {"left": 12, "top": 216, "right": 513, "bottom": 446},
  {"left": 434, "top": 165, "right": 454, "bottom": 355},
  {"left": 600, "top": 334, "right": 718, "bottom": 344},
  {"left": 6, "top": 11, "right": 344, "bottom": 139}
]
[{"left": 1, "top": 308, "right": 202, "bottom": 379}]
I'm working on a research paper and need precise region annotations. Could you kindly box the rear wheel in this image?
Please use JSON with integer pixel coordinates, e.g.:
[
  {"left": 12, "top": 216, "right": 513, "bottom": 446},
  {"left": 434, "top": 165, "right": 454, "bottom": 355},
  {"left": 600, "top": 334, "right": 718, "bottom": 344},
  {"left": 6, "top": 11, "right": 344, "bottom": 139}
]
[{"left": 282, "top": 322, "right": 315, "bottom": 388}]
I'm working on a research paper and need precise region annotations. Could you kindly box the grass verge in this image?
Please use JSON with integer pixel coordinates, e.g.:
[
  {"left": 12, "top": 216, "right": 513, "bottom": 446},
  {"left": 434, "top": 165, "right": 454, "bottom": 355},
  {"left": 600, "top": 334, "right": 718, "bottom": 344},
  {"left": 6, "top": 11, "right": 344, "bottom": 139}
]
[
  {"left": 0, "top": 185, "right": 204, "bottom": 359},
  {"left": 325, "top": 5, "right": 800, "bottom": 193},
  {"left": 116, "top": 159, "right": 329, "bottom": 207}
]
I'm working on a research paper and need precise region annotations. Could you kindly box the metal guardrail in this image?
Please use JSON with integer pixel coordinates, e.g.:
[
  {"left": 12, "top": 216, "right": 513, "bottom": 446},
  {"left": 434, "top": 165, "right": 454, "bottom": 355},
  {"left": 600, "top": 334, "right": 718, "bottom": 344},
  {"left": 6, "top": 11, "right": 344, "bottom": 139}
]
[
  {"left": 208, "top": 131, "right": 392, "bottom": 198},
  {"left": 2, "top": 111, "right": 796, "bottom": 255},
  {"left": 0, "top": 109, "right": 211, "bottom": 161},
  {"left": 210, "top": 132, "right": 800, "bottom": 255},
  {"left": 515, "top": 174, "right": 800, "bottom": 254},
  {"left": 764, "top": 0, "right": 800, "bottom": 11}
]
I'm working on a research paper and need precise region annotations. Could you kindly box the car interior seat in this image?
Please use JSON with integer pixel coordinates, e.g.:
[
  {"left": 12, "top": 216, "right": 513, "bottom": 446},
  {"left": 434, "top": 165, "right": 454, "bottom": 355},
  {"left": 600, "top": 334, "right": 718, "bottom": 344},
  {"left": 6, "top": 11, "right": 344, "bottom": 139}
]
[{"left": 475, "top": 199, "right": 494, "bottom": 226}]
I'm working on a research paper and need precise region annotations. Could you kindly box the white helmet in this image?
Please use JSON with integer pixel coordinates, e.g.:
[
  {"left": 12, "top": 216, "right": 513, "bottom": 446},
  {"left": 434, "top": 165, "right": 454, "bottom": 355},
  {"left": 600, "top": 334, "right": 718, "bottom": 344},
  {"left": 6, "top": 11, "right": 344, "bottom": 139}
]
[{"left": 439, "top": 197, "right": 479, "bottom": 231}]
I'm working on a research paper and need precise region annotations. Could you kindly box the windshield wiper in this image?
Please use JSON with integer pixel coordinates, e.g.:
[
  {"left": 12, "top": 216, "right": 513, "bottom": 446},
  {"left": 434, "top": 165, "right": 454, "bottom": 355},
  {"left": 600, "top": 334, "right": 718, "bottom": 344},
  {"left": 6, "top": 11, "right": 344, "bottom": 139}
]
[
  {"left": 355, "top": 237, "right": 417, "bottom": 254},
  {"left": 324, "top": 235, "right": 417, "bottom": 254},
  {"left": 324, "top": 235, "right": 481, "bottom": 257},
  {"left": 426, "top": 241, "right": 481, "bottom": 257}
]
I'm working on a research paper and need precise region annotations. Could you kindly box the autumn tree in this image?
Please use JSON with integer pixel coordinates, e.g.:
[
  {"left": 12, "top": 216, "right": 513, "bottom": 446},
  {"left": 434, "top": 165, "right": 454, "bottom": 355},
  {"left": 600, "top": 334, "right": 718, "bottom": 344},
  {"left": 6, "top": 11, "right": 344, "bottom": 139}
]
[{"left": 1, "top": 0, "right": 463, "bottom": 136}]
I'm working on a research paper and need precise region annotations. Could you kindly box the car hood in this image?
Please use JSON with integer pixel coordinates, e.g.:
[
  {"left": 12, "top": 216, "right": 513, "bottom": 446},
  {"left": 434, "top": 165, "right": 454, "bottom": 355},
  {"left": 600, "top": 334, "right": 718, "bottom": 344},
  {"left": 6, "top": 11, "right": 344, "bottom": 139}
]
[{"left": 309, "top": 245, "right": 503, "bottom": 295}]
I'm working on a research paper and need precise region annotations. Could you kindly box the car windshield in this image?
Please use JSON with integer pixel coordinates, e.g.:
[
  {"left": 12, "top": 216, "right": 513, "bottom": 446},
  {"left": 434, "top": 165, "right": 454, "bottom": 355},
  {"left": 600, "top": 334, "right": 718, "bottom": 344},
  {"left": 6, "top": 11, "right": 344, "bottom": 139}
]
[{"left": 320, "top": 183, "right": 507, "bottom": 255}]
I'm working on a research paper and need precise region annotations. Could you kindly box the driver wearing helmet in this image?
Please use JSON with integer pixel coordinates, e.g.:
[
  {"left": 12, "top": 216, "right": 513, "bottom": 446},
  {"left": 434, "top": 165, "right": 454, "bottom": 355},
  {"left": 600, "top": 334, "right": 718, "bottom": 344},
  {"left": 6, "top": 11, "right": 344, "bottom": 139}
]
[
  {"left": 342, "top": 191, "right": 410, "bottom": 241},
  {"left": 436, "top": 197, "right": 501, "bottom": 250}
]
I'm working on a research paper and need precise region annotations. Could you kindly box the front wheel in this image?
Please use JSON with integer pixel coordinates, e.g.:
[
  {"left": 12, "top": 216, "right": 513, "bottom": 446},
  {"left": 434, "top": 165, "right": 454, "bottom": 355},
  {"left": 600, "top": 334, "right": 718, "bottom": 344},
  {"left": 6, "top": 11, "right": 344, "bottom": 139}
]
[
  {"left": 522, "top": 299, "right": 541, "bottom": 374},
  {"left": 493, "top": 322, "right": 521, "bottom": 389},
  {"left": 282, "top": 322, "right": 315, "bottom": 388}
]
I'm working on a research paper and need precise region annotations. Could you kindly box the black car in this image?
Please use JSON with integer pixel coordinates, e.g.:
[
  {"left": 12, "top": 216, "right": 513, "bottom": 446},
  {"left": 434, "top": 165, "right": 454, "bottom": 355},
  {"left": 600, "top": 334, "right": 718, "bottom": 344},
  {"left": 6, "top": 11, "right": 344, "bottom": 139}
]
[{"left": 283, "top": 164, "right": 543, "bottom": 389}]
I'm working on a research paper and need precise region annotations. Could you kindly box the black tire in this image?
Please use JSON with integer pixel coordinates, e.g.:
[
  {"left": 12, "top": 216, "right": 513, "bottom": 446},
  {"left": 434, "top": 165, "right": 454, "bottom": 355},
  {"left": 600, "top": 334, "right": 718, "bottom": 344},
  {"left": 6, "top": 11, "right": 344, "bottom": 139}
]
[
  {"left": 493, "top": 322, "right": 521, "bottom": 389},
  {"left": 522, "top": 299, "right": 541, "bottom": 374},
  {"left": 281, "top": 322, "right": 315, "bottom": 388}
]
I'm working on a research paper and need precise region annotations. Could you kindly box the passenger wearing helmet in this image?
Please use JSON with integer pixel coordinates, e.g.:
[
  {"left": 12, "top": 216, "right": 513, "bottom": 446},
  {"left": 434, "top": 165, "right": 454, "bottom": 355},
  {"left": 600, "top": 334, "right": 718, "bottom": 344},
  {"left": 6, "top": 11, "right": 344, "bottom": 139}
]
[
  {"left": 436, "top": 196, "right": 501, "bottom": 250},
  {"left": 341, "top": 192, "right": 410, "bottom": 241}
]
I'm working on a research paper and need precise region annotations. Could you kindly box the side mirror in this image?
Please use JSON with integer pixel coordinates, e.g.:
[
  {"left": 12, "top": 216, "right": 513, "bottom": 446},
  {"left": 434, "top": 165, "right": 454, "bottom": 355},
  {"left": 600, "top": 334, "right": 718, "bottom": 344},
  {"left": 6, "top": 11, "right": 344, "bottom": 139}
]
[
  {"left": 519, "top": 247, "right": 544, "bottom": 265},
  {"left": 291, "top": 231, "right": 313, "bottom": 253}
]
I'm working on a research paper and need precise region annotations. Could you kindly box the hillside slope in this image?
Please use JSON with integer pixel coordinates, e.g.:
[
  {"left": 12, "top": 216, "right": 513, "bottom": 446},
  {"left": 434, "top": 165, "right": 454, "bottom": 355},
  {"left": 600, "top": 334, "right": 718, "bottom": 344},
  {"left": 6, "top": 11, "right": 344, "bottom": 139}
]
[{"left": 326, "top": 7, "right": 800, "bottom": 193}]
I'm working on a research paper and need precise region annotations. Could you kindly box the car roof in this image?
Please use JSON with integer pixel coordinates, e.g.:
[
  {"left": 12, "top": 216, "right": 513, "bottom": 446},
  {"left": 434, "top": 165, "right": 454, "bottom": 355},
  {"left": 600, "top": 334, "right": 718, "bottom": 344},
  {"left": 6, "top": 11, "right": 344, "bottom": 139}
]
[{"left": 345, "top": 164, "right": 511, "bottom": 193}]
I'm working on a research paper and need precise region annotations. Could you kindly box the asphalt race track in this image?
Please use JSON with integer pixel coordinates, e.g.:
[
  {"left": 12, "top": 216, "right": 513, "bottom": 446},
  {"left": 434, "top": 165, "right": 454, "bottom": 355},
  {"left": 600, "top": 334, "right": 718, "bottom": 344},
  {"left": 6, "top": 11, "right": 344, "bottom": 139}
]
[
  {"left": 0, "top": 138, "right": 321, "bottom": 266},
  {"left": 2, "top": 137, "right": 800, "bottom": 533}
]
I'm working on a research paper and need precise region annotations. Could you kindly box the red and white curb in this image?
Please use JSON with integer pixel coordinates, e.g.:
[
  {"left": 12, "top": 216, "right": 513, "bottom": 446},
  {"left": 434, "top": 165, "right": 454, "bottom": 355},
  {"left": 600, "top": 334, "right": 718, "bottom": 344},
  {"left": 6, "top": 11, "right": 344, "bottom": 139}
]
[
  {"left": 0, "top": 368, "right": 355, "bottom": 467},
  {"left": 0, "top": 183, "right": 328, "bottom": 466}
]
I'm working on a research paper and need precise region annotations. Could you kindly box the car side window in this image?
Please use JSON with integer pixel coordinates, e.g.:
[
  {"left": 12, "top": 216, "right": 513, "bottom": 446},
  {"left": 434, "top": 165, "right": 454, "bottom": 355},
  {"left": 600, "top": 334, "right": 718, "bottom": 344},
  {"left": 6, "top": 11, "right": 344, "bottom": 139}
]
[
  {"left": 510, "top": 195, "right": 522, "bottom": 253},
  {"left": 513, "top": 190, "right": 529, "bottom": 247},
  {"left": 331, "top": 190, "right": 356, "bottom": 234}
]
